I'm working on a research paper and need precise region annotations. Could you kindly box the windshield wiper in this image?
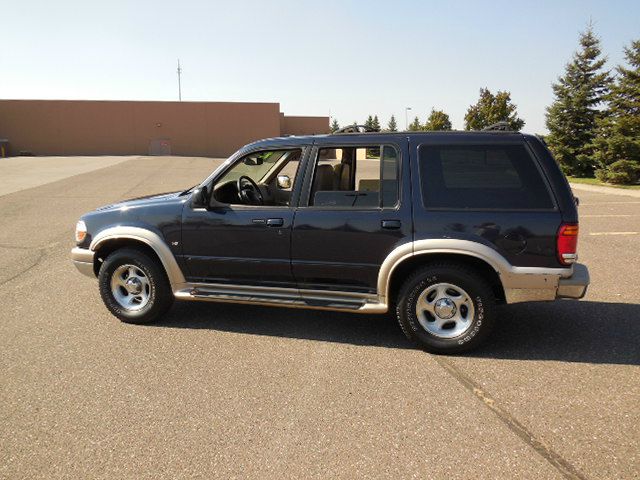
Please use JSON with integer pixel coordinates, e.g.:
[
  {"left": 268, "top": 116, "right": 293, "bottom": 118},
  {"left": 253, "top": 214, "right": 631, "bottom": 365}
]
[{"left": 180, "top": 184, "right": 198, "bottom": 195}]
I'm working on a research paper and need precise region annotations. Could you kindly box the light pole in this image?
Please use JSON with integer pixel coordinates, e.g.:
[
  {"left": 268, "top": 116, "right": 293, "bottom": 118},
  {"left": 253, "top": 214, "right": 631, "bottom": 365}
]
[
  {"left": 405, "top": 107, "right": 412, "bottom": 131},
  {"left": 177, "top": 59, "right": 182, "bottom": 101}
]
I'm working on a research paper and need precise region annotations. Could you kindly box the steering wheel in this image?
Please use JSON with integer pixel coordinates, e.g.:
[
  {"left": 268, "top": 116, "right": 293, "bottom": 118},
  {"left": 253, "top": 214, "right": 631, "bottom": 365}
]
[{"left": 237, "top": 175, "right": 264, "bottom": 206}]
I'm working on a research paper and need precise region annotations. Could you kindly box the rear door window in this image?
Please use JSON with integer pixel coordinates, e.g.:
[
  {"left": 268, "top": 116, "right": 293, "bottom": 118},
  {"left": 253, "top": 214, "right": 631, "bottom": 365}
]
[
  {"left": 418, "top": 144, "right": 554, "bottom": 210},
  {"left": 308, "top": 145, "right": 399, "bottom": 208}
]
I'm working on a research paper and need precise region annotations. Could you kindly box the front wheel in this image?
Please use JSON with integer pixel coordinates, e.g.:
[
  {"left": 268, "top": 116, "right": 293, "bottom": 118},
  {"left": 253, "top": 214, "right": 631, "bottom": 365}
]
[
  {"left": 396, "top": 263, "right": 496, "bottom": 353},
  {"left": 98, "top": 247, "right": 174, "bottom": 324}
]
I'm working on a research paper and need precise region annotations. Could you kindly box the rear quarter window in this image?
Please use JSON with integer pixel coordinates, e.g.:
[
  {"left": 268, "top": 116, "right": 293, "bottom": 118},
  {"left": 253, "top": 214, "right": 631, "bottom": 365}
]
[{"left": 418, "top": 144, "right": 554, "bottom": 210}]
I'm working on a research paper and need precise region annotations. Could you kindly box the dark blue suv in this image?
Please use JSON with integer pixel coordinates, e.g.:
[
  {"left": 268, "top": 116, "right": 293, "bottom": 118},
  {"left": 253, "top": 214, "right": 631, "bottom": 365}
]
[{"left": 71, "top": 129, "right": 589, "bottom": 353}]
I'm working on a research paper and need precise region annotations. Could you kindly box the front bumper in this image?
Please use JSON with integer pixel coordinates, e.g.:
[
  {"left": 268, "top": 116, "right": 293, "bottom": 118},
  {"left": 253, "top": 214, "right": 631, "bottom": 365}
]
[
  {"left": 557, "top": 263, "right": 590, "bottom": 299},
  {"left": 71, "top": 247, "right": 95, "bottom": 278}
]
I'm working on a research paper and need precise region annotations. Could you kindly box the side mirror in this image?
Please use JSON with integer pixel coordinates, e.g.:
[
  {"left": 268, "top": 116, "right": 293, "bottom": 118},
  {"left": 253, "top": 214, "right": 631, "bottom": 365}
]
[
  {"left": 191, "top": 187, "right": 209, "bottom": 208},
  {"left": 277, "top": 174, "right": 292, "bottom": 189},
  {"left": 191, "top": 185, "right": 226, "bottom": 210}
]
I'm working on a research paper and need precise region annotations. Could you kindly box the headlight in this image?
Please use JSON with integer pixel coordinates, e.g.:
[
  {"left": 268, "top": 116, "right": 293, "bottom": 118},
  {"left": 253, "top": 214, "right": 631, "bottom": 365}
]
[{"left": 75, "top": 220, "right": 87, "bottom": 243}]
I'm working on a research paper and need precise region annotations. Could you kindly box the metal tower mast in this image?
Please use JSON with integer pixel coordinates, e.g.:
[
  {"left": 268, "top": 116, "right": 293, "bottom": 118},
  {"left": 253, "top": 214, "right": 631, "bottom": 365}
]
[{"left": 177, "top": 59, "right": 182, "bottom": 101}]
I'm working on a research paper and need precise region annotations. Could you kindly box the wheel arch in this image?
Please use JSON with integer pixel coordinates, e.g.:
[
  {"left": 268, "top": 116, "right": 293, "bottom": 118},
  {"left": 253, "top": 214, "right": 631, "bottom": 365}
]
[
  {"left": 380, "top": 240, "right": 509, "bottom": 306},
  {"left": 387, "top": 253, "right": 506, "bottom": 306},
  {"left": 90, "top": 226, "right": 185, "bottom": 286}
]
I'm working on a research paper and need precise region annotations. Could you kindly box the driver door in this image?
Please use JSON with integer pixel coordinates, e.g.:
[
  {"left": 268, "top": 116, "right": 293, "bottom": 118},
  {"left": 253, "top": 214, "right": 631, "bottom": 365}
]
[{"left": 180, "top": 146, "right": 307, "bottom": 288}]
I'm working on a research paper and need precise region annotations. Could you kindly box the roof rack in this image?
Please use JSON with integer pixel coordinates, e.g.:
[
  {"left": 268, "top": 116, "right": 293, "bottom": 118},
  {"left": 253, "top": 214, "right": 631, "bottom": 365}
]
[
  {"left": 482, "top": 121, "right": 512, "bottom": 132},
  {"left": 334, "top": 124, "right": 380, "bottom": 134}
]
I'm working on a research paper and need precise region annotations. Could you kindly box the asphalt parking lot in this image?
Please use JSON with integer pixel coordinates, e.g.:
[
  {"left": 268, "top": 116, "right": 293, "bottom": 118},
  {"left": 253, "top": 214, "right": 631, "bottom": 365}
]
[{"left": 0, "top": 156, "right": 638, "bottom": 479}]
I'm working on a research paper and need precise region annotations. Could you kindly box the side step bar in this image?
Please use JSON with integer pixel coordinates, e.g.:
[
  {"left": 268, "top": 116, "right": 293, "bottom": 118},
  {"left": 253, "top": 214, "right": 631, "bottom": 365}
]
[{"left": 173, "top": 283, "right": 388, "bottom": 314}]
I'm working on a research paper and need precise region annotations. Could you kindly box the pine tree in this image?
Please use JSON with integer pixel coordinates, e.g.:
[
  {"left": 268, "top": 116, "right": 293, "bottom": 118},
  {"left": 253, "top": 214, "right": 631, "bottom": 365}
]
[
  {"left": 372, "top": 115, "right": 381, "bottom": 131},
  {"left": 424, "top": 109, "right": 453, "bottom": 131},
  {"left": 408, "top": 116, "right": 422, "bottom": 131},
  {"left": 592, "top": 40, "right": 640, "bottom": 184},
  {"left": 364, "top": 115, "right": 374, "bottom": 129},
  {"left": 330, "top": 118, "right": 340, "bottom": 133},
  {"left": 387, "top": 115, "right": 398, "bottom": 132},
  {"left": 545, "top": 26, "right": 611, "bottom": 177},
  {"left": 464, "top": 88, "right": 525, "bottom": 131}
]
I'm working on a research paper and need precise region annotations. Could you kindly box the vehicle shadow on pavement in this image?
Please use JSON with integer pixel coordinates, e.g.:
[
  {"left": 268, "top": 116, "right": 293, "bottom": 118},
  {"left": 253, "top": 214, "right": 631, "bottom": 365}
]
[
  {"left": 157, "top": 301, "right": 414, "bottom": 349},
  {"left": 473, "top": 301, "right": 640, "bottom": 366},
  {"left": 155, "top": 300, "right": 640, "bottom": 365}
]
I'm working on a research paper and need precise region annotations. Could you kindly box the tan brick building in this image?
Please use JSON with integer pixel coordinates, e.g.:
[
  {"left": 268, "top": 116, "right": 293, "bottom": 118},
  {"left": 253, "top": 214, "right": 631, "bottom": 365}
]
[{"left": 0, "top": 100, "right": 329, "bottom": 157}]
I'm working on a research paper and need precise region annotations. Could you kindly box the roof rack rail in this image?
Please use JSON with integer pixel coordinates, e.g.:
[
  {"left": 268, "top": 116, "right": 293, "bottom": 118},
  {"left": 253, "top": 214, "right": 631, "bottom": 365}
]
[
  {"left": 334, "top": 124, "right": 379, "bottom": 134},
  {"left": 482, "top": 121, "right": 512, "bottom": 132}
]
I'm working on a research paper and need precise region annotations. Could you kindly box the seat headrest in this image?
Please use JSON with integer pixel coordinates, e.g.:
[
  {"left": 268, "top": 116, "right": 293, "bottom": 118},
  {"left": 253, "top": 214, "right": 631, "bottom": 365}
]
[
  {"left": 333, "top": 163, "right": 351, "bottom": 190},
  {"left": 313, "top": 164, "right": 335, "bottom": 192}
]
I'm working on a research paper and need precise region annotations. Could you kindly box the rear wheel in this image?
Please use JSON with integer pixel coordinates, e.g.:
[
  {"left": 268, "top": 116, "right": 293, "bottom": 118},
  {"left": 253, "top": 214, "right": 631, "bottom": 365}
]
[
  {"left": 396, "top": 263, "right": 496, "bottom": 353},
  {"left": 98, "top": 248, "right": 173, "bottom": 324}
]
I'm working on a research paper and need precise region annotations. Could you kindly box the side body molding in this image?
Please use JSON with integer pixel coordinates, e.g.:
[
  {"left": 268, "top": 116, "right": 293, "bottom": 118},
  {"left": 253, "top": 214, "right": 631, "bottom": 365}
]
[
  {"left": 88, "top": 231, "right": 575, "bottom": 308},
  {"left": 377, "top": 239, "right": 573, "bottom": 304},
  {"left": 90, "top": 226, "right": 186, "bottom": 287}
]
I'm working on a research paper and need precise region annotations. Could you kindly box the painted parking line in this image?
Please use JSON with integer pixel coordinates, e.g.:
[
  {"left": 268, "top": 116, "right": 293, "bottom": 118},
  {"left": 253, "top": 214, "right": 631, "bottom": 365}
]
[{"left": 589, "top": 231, "right": 638, "bottom": 236}]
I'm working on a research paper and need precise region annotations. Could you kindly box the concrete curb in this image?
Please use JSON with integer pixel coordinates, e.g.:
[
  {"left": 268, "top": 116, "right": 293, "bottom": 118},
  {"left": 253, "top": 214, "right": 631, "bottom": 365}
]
[{"left": 569, "top": 182, "right": 640, "bottom": 199}]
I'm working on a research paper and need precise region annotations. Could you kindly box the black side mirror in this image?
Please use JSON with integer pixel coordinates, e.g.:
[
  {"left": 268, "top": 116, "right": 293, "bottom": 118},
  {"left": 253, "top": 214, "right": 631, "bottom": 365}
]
[
  {"left": 191, "top": 187, "right": 209, "bottom": 208},
  {"left": 191, "top": 185, "right": 226, "bottom": 210}
]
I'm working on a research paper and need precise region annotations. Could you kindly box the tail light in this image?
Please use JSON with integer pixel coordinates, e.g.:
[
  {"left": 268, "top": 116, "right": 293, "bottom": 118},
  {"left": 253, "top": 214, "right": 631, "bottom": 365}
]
[{"left": 557, "top": 223, "right": 579, "bottom": 265}]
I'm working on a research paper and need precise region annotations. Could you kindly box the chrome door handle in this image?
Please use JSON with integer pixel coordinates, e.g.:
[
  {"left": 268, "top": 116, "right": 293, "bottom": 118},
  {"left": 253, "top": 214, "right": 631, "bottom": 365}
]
[
  {"left": 266, "top": 218, "right": 284, "bottom": 227},
  {"left": 381, "top": 220, "right": 401, "bottom": 229}
]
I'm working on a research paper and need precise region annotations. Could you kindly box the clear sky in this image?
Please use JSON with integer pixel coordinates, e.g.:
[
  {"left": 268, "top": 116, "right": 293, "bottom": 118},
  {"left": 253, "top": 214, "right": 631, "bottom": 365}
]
[{"left": 2, "top": 0, "right": 639, "bottom": 133}]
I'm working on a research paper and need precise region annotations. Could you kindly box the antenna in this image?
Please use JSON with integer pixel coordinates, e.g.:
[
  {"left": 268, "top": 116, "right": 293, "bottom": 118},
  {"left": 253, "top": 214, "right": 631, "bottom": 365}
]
[{"left": 177, "top": 59, "right": 182, "bottom": 101}]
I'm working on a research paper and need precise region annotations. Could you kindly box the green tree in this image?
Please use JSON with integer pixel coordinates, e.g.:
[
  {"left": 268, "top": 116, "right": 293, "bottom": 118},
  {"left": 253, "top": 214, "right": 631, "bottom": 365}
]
[
  {"left": 591, "top": 40, "right": 640, "bottom": 184},
  {"left": 408, "top": 116, "right": 422, "bottom": 131},
  {"left": 364, "top": 115, "right": 374, "bottom": 129},
  {"left": 464, "top": 88, "right": 525, "bottom": 131},
  {"left": 424, "top": 108, "right": 453, "bottom": 131},
  {"left": 372, "top": 115, "right": 381, "bottom": 131},
  {"left": 387, "top": 115, "right": 398, "bottom": 132},
  {"left": 545, "top": 26, "right": 611, "bottom": 177},
  {"left": 330, "top": 118, "right": 340, "bottom": 133}
]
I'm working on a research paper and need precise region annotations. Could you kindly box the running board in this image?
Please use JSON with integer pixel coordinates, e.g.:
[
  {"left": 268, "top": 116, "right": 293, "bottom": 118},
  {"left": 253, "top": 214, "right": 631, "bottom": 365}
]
[{"left": 173, "top": 283, "right": 387, "bottom": 314}]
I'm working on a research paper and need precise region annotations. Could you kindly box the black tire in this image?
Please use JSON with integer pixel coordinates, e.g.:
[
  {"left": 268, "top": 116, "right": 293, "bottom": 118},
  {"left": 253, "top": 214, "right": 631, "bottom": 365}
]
[
  {"left": 98, "top": 247, "right": 174, "bottom": 324},
  {"left": 396, "top": 263, "right": 495, "bottom": 354}
]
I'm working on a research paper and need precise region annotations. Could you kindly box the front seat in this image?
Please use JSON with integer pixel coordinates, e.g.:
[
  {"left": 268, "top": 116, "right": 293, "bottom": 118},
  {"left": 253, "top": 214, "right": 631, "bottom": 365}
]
[
  {"left": 333, "top": 162, "right": 351, "bottom": 190},
  {"left": 310, "top": 164, "right": 336, "bottom": 205}
]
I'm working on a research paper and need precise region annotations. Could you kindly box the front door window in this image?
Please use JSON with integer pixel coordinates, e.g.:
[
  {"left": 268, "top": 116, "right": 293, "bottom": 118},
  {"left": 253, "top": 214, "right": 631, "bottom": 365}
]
[{"left": 211, "top": 149, "right": 302, "bottom": 207}]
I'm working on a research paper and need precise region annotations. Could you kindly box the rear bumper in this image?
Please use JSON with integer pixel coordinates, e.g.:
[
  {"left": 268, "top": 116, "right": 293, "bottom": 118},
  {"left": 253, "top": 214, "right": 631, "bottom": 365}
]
[
  {"left": 557, "top": 263, "right": 590, "bottom": 299},
  {"left": 504, "top": 263, "right": 590, "bottom": 303},
  {"left": 71, "top": 247, "right": 95, "bottom": 278}
]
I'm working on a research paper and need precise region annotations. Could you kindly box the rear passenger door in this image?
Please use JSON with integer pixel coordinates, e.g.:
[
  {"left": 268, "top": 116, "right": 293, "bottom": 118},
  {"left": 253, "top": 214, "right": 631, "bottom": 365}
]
[
  {"left": 412, "top": 135, "right": 562, "bottom": 268},
  {"left": 291, "top": 135, "right": 411, "bottom": 293}
]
